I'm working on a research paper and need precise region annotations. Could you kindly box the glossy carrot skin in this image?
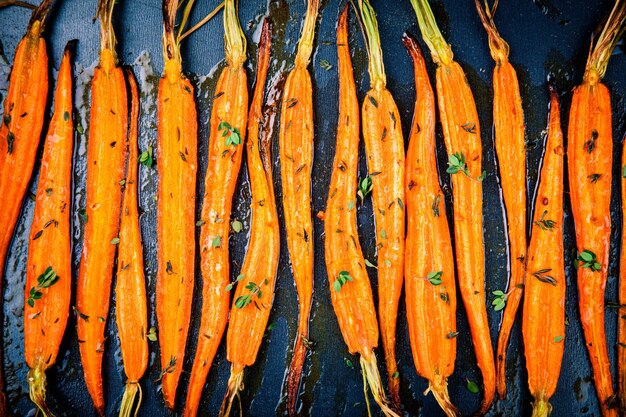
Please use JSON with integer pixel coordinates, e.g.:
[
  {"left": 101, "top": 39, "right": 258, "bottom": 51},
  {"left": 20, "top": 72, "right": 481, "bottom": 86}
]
[
  {"left": 402, "top": 33, "right": 458, "bottom": 417},
  {"left": 115, "top": 68, "right": 148, "bottom": 412},
  {"left": 523, "top": 90, "right": 565, "bottom": 417},
  {"left": 156, "top": 34, "right": 199, "bottom": 416},
  {"left": 620, "top": 133, "right": 626, "bottom": 414},
  {"left": 76, "top": 44, "right": 128, "bottom": 414},
  {"left": 23, "top": 43, "right": 73, "bottom": 417},
  {"left": 568, "top": 73, "right": 616, "bottom": 417}
]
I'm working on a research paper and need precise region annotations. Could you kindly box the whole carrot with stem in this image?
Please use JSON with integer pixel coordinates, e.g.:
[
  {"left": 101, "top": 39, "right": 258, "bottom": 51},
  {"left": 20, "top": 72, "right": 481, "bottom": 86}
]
[
  {"left": 568, "top": 2, "right": 626, "bottom": 416},
  {"left": 115, "top": 68, "right": 148, "bottom": 417},
  {"left": 187, "top": 0, "right": 248, "bottom": 413},
  {"left": 76, "top": 0, "right": 129, "bottom": 414},
  {"left": 219, "top": 19, "right": 278, "bottom": 416},
  {"left": 474, "top": 0, "right": 527, "bottom": 399},
  {"left": 23, "top": 40, "right": 74, "bottom": 417},
  {"left": 523, "top": 87, "right": 565, "bottom": 417},
  {"left": 402, "top": 32, "right": 458, "bottom": 417},
  {"left": 324, "top": 7, "right": 398, "bottom": 417},
  {"left": 411, "top": 0, "right": 495, "bottom": 413},
  {"left": 356, "top": 1, "right": 405, "bottom": 411},
  {"left": 155, "top": 0, "right": 200, "bottom": 409},
  {"left": 0, "top": 2, "right": 52, "bottom": 411},
  {"left": 281, "top": 1, "right": 318, "bottom": 414}
]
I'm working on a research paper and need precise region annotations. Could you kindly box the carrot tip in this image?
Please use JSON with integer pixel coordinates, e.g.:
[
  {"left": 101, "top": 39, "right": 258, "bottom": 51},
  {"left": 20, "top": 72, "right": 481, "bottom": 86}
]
[
  {"left": 531, "top": 398, "right": 552, "bottom": 417},
  {"left": 219, "top": 367, "right": 245, "bottom": 417},
  {"left": 428, "top": 380, "right": 460, "bottom": 417},
  {"left": 27, "top": 367, "right": 56, "bottom": 417},
  {"left": 360, "top": 355, "right": 400, "bottom": 417},
  {"left": 119, "top": 382, "right": 143, "bottom": 417}
]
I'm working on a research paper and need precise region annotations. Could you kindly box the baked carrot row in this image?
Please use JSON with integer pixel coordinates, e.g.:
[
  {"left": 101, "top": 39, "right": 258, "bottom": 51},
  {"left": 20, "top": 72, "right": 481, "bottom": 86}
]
[
  {"left": 23, "top": 40, "right": 74, "bottom": 417},
  {"left": 474, "top": 0, "right": 527, "bottom": 399},
  {"left": 403, "top": 32, "right": 459, "bottom": 417},
  {"left": 569, "top": 2, "right": 625, "bottom": 416},
  {"left": 219, "top": 19, "right": 277, "bottom": 416},
  {"left": 325, "top": 6, "right": 398, "bottom": 417},
  {"left": 411, "top": 0, "right": 495, "bottom": 414},
  {"left": 0, "top": 2, "right": 52, "bottom": 411},
  {"left": 523, "top": 88, "right": 565, "bottom": 417},
  {"left": 281, "top": 1, "right": 318, "bottom": 414},
  {"left": 76, "top": 0, "right": 129, "bottom": 413}
]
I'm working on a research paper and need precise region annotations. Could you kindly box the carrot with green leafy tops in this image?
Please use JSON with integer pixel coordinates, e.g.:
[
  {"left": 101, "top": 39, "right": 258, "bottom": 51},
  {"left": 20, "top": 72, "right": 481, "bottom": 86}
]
[
  {"left": 356, "top": 1, "right": 405, "bottom": 411},
  {"left": 568, "top": 2, "right": 626, "bottom": 416},
  {"left": 281, "top": 1, "right": 318, "bottom": 414},
  {"left": 523, "top": 87, "right": 565, "bottom": 417},
  {"left": 115, "top": 68, "right": 148, "bottom": 417},
  {"left": 156, "top": 0, "right": 200, "bottom": 409},
  {"left": 218, "top": 18, "right": 277, "bottom": 417},
  {"left": 403, "top": 32, "right": 459, "bottom": 417},
  {"left": 411, "top": 0, "right": 495, "bottom": 413},
  {"left": 324, "top": 7, "right": 399, "bottom": 417},
  {"left": 0, "top": 2, "right": 52, "bottom": 411},
  {"left": 474, "top": 0, "right": 527, "bottom": 399},
  {"left": 76, "top": 0, "right": 128, "bottom": 413},
  {"left": 23, "top": 40, "right": 74, "bottom": 417}
]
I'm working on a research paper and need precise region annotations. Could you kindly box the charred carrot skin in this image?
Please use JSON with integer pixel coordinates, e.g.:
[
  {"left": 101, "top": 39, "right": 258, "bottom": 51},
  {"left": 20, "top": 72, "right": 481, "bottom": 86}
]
[
  {"left": 324, "top": 7, "right": 398, "bottom": 417},
  {"left": 23, "top": 41, "right": 74, "bottom": 417},
  {"left": 474, "top": 0, "right": 527, "bottom": 399},
  {"left": 282, "top": 1, "right": 318, "bottom": 414},
  {"left": 357, "top": 1, "right": 405, "bottom": 410},
  {"left": 155, "top": 0, "right": 199, "bottom": 409},
  {"left": 115, "top": 68, "right": 148, "bottom": 417},
  {"left": 568, "top": 4, "right": 625, "bottom": 416},
  {"left": 0, "top": 3, "right": 51, "bottom": 410},
  {"left": 219, "top": 19, "right": 277, "bottom": 417},
  {"left": 411, "top": 0, "right": 495, "bottom": 413},
  {"left": 402, "top": 33, "right": 458, "bottom": 417},
  {"left": 523, "top": 89, "right": 565, "bottom": 417},
  {"left": 76, "top": 1, "right": 128, "bottom": 413}
]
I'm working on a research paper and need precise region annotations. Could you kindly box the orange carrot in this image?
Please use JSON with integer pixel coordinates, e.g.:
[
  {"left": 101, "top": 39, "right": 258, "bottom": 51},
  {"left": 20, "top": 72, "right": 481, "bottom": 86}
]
[
  {"left": 155, "top": 0, "right": 199, "bottom": 409},
  {"left": 356, "top": 1, "right": 405, "bottom": 411},
  {"left": 115, "top": 68, "right": 148, "bottom": 417},
  {"left": 76, "top": 1, "right": 128, "bottom": 413},
  {"left": 474, "top": 0, "right": 527, "bottom": 398},
  {"left": 411, "top": 0, "right": 495, "bottom": 413},
  {"left": 324, "top": 7, "right": 398, "bottom": 417},
  {"left": 23, "top": 40, "right": 74, "bottom": 417},
  {"left": 281, "top": 1, "right": 318, "bottom": 414},
  {"left": 620, "top": 135, "right": 626, "bottom": 415},
  {"left": 218, "top": 19, "right": 277, "bottom": 416},
  {"left": 0, "top": 2, "right": 52, "bottom": 411},
  {"left": 568, "top": 2, "right": 625, "bottom": 416},
  {"left": 523, "top": 88, "right": 565, "bottom": 417},
  {"left": 402, "top": 32, "right": 458, "bottom": 417},
  {"left": 185, "top": 0, "right": 248, "bottom": 413}
]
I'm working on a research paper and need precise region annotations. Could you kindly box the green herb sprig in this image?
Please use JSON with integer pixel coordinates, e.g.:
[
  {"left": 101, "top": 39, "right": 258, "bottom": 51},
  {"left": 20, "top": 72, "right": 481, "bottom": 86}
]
[{"left": 27, "top": 266, "right": 59, "bottom": 308}]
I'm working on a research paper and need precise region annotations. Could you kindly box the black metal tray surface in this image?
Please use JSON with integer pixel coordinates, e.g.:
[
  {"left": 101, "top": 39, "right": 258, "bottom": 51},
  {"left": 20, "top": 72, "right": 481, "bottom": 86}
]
[{"left": 1, "top": 0, "right": 626, "bottom": 416}]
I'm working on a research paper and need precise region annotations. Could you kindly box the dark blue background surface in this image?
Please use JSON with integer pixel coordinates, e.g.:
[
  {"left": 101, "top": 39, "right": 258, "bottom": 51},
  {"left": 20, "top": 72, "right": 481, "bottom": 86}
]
[{"left": 1, "top": 0, "right": 626, "bottom": 416}]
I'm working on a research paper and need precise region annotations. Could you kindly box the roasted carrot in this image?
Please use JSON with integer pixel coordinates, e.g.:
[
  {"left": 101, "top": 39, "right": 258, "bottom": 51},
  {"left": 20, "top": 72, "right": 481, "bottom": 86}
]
[
  {"left": 522, "top": 88, "right": 565, "bottom": 417},
  {"left": 474, "top": 0, "right": 527, "bottom": 399},
  {"left": 76, "top": 1, "right": 128, "bottom": 413},
  {"left": 402, "top": 33, "right": 458, "bottom": 417},
  {"left": 219, "top": 19, "right": 277, "bottom": 416},
  {"left": 23, "top": 41, "right": 74, "bottom": 417},
  {"left": 115, "top": 68, "right": 148, "bottom": 417},
  {"left": 186, "top": 0, "right": 248, "bottom": 413},
  {"left": 620, "top": 136, "right": 626, "bottom": 415},
  {"left": 155, "top": 0, "right": 200, "bottom": 409},
  {"left": 324, "top": 7, "right": 398, "bottom": 417},
  {"left": 568, "top": 2, "right": 626, "bottom": 416},
  {"left": 281, "top": 1, "right": 318, "bottom": 414},
  {"left": 356, "top": 1, "right": 405, "bottom": 411},
  {"left": 0, "top": 2, "right": 52, "bottom": 411},
  {"left": 411, "top": 0, "right": 495, "bottom": 413}
]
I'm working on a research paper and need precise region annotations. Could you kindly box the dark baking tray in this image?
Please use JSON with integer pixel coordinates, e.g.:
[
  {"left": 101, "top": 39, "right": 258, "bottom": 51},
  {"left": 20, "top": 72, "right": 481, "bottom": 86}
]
[{"left": 1, "top": 0, "right": 625, "bottom": 416}]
